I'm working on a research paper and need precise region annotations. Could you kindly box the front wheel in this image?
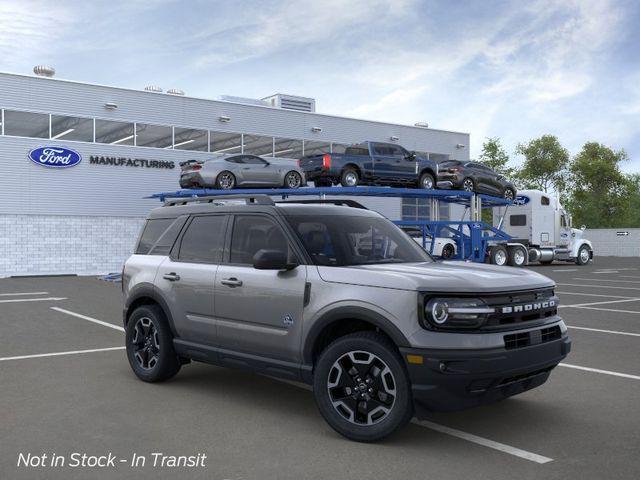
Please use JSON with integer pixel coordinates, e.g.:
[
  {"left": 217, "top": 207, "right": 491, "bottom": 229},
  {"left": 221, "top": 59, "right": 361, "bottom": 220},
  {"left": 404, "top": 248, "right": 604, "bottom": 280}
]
[
  {"left": 125, "top": 305, "right": 181, "bottom": 383},
  {"left": 284, "top": 171, "right": 303, "bottom": 189},
  {"left": 418, "top": 172, "right": 435, "bottom": 190},
  {"left": 576, "top": 245, "right": 591, "bottom": 265},
  {"left": 503, "top": 187, "right": 515, "bottom": 201},
  {"left": 313, "top": 332, "right": 413, "bottom": 442},
  {"left": 462, "top": 178, "right": 475, "bottom": 192}
]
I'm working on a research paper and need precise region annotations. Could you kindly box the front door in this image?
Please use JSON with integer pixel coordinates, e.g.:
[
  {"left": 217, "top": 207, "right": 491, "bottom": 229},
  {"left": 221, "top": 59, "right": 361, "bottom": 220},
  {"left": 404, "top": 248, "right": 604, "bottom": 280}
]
[
  {"left": 155, "top": 214, "right": 228, "bottom": 345},
  {"left": 214, "top": 214, "right": 307, "bottom": 362},
  {"left": 371, "top": 143, "right": 414, "bottom": 183}
]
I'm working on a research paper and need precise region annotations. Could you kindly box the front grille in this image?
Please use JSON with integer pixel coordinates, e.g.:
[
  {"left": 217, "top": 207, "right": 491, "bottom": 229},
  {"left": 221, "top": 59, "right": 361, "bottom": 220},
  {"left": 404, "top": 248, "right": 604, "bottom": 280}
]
[
  {"left": 498, "top": 367, "right": 554, "bottom": 387},
  {"left": 481, "top": 288, "right": 558, "bottom": 329},
  {"left": 504, "top": 325, "right": 561, "bottom": 350}
]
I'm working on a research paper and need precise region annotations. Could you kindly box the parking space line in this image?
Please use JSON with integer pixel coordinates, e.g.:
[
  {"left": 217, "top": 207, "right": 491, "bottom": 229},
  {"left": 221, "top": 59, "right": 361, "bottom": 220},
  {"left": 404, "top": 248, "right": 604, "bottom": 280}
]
[
  {"left": 567, "top": 305, "right": 640, "bottom": 314},
  {"left": 572, "top": 278, "right": 640, "bottom": 284},
  {"left": 559, "top": 298, "right": 640, "bottom": 308},
  {"left": 567, "top": 326, "right": 640, "bottom": 337},
  {"left": 560, "top": 363, "right": 640, "bottom": 380},
  {"left": 413, "top": 420, "right": 553, "bottom": 464},
  {"left": 556, "top": 291, "right": 636, "bottom": 299},
  {"left": 557, "top": 283, "right": 640, "bottom": 291},
  {"left": 51, "top": 307, "right": 125, "bottom": 332},
  {"left": 0, "top": 296, "right": 67, "bottom": 303},
  {"left": 267, "top": 376, "right": 553, "bottom": 464},
  {"left": 0, "top": 291, "right": 49, "bottom": 296},
  {"left": 0, "top": 346, "right": 125, "bottom": 362},
  {"left": 552, "top": 269, "right": 578, "bottom": 272}
]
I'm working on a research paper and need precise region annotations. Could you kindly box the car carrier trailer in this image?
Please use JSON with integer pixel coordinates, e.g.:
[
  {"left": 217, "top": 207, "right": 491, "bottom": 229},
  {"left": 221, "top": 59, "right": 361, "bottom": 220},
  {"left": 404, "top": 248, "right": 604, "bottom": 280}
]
[{"left": 151, "top": 186, "right": 592, "bottom": 267}]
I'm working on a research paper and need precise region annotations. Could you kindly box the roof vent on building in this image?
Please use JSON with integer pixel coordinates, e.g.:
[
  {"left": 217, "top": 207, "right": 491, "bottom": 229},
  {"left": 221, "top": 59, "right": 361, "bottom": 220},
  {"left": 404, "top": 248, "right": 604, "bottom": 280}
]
[
  {"left": 414, "top": 122, "right": 429, "bottom": 128},
  {"left": 145, "top": 85, "right": 163, "bottom": 93},
  {"left": 262, "top": 94, "right": 316, "bottom": 113},
  {"left": 33, "top": 65, "right": 55, "bottom": 77},
  {"left": 167, "top": 88, "right": 185, "bottom": 96},
  {"left": 219, "top": 95, "right": 270, "bottom": 107}
]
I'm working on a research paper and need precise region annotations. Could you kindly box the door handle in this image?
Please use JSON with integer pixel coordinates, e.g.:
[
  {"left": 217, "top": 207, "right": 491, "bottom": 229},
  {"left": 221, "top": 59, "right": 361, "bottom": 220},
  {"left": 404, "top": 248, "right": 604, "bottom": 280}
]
[
  {"left": 221, "top": 277, "right": 243, "bottom": 287},
  {"left": 163, "top": 272, "right": 181, "bottom": 281}
]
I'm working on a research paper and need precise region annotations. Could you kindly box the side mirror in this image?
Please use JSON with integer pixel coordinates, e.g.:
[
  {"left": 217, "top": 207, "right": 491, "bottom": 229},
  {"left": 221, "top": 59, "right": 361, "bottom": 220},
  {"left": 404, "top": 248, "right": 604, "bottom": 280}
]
[
  {"left": 405, "top": 151, "right": 416, "bottom": 161},
  {"left": 252, "top": 249, "right": 297, "bottom": 270}
]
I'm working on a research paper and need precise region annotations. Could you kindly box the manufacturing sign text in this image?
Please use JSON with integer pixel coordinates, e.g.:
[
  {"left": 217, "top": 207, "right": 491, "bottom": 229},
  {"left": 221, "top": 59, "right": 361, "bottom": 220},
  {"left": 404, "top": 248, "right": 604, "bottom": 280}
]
[
  {"left": 90, "top": 156, "right": 175, "bottom": 169},
  {"left": 28, "top": 147, "right": 82, "bottom": 168}
]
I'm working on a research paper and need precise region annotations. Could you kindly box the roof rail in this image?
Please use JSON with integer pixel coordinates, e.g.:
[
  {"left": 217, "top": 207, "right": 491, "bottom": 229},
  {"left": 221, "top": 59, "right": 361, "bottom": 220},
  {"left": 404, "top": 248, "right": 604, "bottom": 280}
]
[
  {"left": 276, "top": 199, "right": 368, "bottom": 209},
  {"left": 163, "top": 194, "right": 275, "bottom": 207}
]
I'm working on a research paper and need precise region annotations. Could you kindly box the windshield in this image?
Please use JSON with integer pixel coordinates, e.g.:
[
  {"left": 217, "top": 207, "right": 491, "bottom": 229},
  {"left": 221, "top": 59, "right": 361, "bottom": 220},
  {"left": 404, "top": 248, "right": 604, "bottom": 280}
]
[{"left": 285, "top": 214, "right": 433, "bottom": 266}]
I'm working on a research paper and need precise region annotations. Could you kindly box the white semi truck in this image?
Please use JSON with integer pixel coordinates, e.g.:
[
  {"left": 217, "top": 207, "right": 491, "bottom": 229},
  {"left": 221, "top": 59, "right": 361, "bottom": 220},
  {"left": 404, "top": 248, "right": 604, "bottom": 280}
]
[{"left": 491, "top": 189, "right": 593, "bottom": 267}]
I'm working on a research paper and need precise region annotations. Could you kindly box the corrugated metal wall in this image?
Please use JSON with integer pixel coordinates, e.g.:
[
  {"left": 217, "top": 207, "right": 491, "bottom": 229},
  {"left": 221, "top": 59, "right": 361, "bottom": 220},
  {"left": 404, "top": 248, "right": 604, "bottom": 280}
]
[{"left": 584, "top": 228, "right": 640, "bottom": 257}]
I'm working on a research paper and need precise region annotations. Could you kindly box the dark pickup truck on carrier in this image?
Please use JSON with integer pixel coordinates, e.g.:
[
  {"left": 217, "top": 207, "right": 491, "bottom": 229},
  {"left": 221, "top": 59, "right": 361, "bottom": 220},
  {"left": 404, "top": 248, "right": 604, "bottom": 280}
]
[{"left": 298, "top": 141, "right": 440, "bottom": 189}]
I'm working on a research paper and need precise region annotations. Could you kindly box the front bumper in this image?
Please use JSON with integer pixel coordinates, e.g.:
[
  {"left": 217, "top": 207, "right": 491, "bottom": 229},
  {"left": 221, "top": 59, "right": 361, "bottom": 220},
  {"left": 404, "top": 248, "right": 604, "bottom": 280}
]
[{"left": 400, "top": 335, "right": 571, "bottom": 416}]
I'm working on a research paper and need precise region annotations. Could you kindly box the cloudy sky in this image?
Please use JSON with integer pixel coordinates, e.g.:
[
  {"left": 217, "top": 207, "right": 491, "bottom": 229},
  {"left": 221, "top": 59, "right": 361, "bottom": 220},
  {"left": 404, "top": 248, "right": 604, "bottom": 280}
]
[{"left": 1, "top": 0, "right": 639, "bottom": 171}]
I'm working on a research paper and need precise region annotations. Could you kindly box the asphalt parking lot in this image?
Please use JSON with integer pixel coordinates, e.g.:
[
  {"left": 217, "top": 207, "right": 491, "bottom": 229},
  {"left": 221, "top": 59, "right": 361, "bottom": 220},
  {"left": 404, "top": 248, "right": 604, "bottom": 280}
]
[{"left": 1, "top": 257, "right": 639, "bottom": 480}]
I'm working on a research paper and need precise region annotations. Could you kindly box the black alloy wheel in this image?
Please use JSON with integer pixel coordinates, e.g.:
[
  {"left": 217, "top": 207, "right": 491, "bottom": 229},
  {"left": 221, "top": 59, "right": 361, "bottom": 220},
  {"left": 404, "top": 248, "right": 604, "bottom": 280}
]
[
  {"left": 462, "top": 178, "right": 475, "bottom": 192},
  {"left": 216, "top": 171, "right": 236, "bottom": 189}
]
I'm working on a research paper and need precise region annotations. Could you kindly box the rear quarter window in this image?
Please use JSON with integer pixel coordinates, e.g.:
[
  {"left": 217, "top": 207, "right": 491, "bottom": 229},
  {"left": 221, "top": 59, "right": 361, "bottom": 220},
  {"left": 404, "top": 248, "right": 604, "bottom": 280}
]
[{"left": 136, "top": 217, "right": 185, "bottom": 255}]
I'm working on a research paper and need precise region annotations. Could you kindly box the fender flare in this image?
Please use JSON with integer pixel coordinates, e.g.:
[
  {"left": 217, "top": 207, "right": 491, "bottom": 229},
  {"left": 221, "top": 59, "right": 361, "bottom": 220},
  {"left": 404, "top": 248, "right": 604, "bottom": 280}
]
[
  {"left": 302, "top": 306, "right": 411, "bottom": 364},
  {"left": 571, "top": 239, "right": 593, "bottom": 258},
  {"left": 124, "top": 284, "right": 178, "bottom": 337}
]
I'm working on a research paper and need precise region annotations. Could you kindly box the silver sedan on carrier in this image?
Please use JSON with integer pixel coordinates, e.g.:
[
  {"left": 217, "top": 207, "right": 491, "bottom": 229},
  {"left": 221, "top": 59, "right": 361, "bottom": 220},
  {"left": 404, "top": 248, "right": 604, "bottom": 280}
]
[{"left": 179, "top": 154, "right": 306, "bottom": 190}]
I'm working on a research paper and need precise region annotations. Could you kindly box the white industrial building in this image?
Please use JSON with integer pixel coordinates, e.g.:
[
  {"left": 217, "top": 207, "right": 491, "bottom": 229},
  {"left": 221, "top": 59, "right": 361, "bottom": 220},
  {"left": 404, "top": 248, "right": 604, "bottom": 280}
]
[{"left": 0, "top": 68, "right": 470, "bottom": 276}]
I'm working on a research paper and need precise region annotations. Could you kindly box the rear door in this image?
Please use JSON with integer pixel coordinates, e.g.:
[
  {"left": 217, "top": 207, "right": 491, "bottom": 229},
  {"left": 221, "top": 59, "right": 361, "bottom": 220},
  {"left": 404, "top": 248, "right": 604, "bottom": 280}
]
[
  {"left": 214, "top": 214, "right": 307, "bottom": 362},
  {"left": 371, "top": 143, "right": 413, "bottom": 182},
  {"left": 156, "top": 214, "right": 229, "bottom": 345}
]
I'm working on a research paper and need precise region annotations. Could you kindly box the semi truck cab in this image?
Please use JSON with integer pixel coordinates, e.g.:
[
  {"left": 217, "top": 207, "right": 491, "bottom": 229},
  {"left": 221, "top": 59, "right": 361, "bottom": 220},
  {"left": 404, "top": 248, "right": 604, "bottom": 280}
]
[{"left": 494, "top": 189, "right": 593, "bottom": 265}]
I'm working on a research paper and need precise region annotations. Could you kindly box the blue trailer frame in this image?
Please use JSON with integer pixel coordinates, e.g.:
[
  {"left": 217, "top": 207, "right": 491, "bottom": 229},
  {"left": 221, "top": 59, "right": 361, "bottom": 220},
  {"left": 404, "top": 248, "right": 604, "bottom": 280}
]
[{"left": 150, "top": 186, "right": 512, "bottom": 263}]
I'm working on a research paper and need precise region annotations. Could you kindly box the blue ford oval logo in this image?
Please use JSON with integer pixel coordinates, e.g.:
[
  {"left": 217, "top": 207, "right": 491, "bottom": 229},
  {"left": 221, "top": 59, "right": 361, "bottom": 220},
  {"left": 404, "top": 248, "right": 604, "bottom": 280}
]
[
  {"left": 513, "top": 195, "right": 530, "bottom": 206},
  {"left": 28, "top": 146, "right": 82, "bottom": 168}
]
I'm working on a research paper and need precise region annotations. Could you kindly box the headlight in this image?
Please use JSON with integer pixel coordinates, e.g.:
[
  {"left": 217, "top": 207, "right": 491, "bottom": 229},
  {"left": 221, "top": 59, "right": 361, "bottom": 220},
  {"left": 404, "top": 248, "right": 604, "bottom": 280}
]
[{"left": 424, "top": 298, "right": 494, "bottom": 329}]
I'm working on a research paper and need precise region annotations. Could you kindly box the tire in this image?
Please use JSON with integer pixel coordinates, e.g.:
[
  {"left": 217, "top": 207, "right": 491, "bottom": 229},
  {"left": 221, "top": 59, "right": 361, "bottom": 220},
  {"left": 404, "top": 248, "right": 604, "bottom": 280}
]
[
  {"left": 441, "top": 243, "right": 455, "bottom": 259},
  {"left": 503, "top": 187, "right": 515, "bottom": 201},
  {"left": 576, "top": 245, "right": 591, "bottom": 265},
  {"left": 507, "top": 245, "right": 527, "bottom": 267},
  {"left": 284, "top": 170, "right": 303, "bottom": 189},
  {"left": 340, "top": 168, "right": 359, "bottom": 187},
  {"left": 462, "top": 178, "right": 475, "bottom": 192},
  {"left": 418, "top": 172, "right": 435, "bottom": 190},
  {"left": 489, "top": 245, "right": 508, "bottom": 266},
  {"left": 216, "top": 171, "right": 236, "bottom": 190},
  {"left": 125, "top": 305, "right": 181, "bottom": 383},
  {"left": 313, "top": 331, "right": 413, "bottom": 442}
]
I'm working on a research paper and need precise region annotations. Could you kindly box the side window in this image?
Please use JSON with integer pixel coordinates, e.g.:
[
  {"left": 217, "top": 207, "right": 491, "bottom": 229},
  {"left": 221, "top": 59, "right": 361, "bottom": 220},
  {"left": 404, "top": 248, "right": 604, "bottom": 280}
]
[
  {"left": 388, "top": 145, "right": 406, "bottom": 157},
  {"left": 226, "top": 156, "right": 243, "bottom": 164},
  {"left": 136, "top": 218, "right": 174, "bottom": 254},
  {"left": 243, "top": 155, "right": 268, "bottom": 165},
  {"left": 510, "top": 215, "right": 527, "bottom": 226},
  {"left": 295, "top": 221, "right": 337, "bottom": 266},
  {"left": 373, "top": 144, "right": 390, "bottom": 155},
  {"left": 561, "top": 215, "right": 567, "bottom": 227},
  {"left": 230, "top": 216, "right": 291, "bottom": 264},
  {"left": 177, "top": 215, "right": 227, "bottom": 263},
  {"left": 541, "top": 196, "right": 550, "bottom": 206}
]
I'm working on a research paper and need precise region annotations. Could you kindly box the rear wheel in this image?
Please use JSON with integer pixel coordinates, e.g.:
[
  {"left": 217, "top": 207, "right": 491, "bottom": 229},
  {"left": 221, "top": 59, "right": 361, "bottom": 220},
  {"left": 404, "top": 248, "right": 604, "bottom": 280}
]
[
  {"left": 125, "top": 305, "right": 181, "bottom": 383},
  {"left": 284, "top": 171, "right": 303, "bottom": 189},
  {"left": 441, "top": 243, "right": 455, "bottom": 259},
  {"left": 462, "top": 178, "right": 475, "bottom": 192},
  {"left": 489, "top": 245, "right": 508, "bottom": 266},
  {"left": 419, "top": 172, "right": 435, "bottom": 190},
  {"left": 216, "top": 171, "right": 236, "bottom": 189},
  {"left": 313, "top": 332, "right": 413, "bottom": 442},
  {"left": 340, "top": 168, "right": 359, "bottom": 187},
  {"left": 508, "top": 245, "right": 527, "bottom": 267}
]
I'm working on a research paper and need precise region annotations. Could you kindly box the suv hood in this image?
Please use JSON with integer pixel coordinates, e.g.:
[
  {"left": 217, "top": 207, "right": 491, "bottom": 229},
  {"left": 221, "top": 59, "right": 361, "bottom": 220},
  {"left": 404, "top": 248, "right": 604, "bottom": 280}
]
[{"left": 316, "top": 261, "right": 554, "bottom": 293}]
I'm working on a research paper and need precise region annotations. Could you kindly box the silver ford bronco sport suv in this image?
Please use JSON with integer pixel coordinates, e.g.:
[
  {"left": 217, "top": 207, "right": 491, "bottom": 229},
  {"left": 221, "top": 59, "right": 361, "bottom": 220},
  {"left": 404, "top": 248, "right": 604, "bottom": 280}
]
[{"left": 122, "top": 194, "right": 571, "bottom": 442}]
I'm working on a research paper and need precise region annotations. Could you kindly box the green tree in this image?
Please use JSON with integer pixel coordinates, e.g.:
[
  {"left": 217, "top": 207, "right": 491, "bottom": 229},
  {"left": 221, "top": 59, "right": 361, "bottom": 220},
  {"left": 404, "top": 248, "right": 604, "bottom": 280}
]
[
  {"left": 567, "top": 142, "right": 629, "bottom": 228},
  {"left": 478, "top": 137, "right": 515, "bottom": 178},
  {"left": 515, "top": 135, "right": 569, "bottom": 193}
]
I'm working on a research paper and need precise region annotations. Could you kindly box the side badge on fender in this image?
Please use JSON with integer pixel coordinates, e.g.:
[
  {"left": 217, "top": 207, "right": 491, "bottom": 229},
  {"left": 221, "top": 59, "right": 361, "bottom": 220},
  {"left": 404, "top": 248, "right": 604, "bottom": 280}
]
[{"left": 283, "top": 314, "right": 294, "bottom": 327}]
